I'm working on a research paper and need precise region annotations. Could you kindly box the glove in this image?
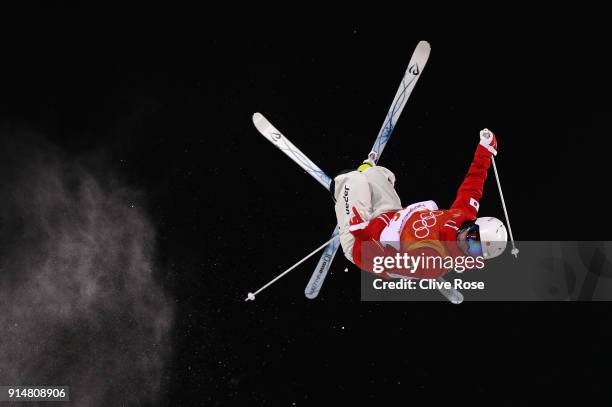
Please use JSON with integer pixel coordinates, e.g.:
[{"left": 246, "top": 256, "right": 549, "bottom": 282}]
[{"left": 479, "top": 128, "right": 498, "bottom": 156}]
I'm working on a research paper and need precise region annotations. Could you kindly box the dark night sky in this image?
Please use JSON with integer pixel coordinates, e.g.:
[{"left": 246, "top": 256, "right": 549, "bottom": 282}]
[{"left": 1, "top": 14, "right": 610, "bottom": 405}]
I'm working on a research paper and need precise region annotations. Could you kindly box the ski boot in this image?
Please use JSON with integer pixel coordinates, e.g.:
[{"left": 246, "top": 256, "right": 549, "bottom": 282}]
[
  {"left": 357, "top": 151, "right": 378, "bottom": 172},
  {"left": 330, "top": 151, "right": 378, "bottom": 202}
]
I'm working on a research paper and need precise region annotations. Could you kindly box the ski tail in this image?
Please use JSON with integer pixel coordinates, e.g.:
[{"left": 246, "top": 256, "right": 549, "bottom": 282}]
[
  {"left": 304, "top": 229, "right": 340, "bottom": 299},
  {"left": 436, "top": 277, "right": 464, "bottom": 304}
]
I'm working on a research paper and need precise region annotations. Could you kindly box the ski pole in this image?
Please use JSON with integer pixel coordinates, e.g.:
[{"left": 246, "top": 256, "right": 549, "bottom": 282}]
[
  {"left": 491, "top": 156, "right": 519, "bottom": 257},
  {"left": 245, "top": 235, "right": 338, "bottom": 301}
]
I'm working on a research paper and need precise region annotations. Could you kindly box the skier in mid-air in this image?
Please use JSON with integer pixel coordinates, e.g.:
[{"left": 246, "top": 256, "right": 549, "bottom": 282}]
[{"left": 331, "top": 128, "right": 507, "bottom": 280}]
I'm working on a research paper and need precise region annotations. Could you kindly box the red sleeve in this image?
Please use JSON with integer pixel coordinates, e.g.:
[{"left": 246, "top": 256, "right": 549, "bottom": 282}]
[
  {"left": 450, "top": 144, "right": 493, "bottom": 220},
  {"left": 350, "top": 215, "right": 393, "bottom": 272},
  {"left": 349, "top": 216, "right": 388, "bottom": 241},
  {"left": 356, "top": 242, "right": 397, "bottom": 279}
]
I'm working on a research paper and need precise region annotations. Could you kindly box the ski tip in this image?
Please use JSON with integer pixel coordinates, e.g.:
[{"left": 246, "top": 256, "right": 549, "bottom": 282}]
[
  {"left": 252, "top": 112, "right": 264, "bottom": 123},
  {"left": 418, "top": 40, "right": 431, "bottom": 49},
  {"left": 252, "top": 112, "right": 270, "bottom": 133}
]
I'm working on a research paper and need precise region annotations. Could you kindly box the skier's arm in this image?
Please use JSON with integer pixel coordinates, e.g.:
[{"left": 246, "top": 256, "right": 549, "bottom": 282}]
[
  {"left": 450, "top": 130, "right": 497, "bottom": 219},
  {"left": 348, "top": 208, "right": 394, "bottom": 241}
]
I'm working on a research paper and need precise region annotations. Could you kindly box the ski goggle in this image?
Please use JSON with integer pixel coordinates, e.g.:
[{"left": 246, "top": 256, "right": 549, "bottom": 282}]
[{"left": 463, "top": 224, "right": 483, "bottom": 257}]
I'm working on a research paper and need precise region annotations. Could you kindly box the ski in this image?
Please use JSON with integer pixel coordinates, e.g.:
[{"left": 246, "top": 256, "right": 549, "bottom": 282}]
[
  {"left": 370, "top": 40, "right": 431, "bottom": 160},
  {"left": 252, "top": 112, "right": 331, "bottom": 189},
  {"left": 305, "top": 40, "right": 432, "bottom": 299}
]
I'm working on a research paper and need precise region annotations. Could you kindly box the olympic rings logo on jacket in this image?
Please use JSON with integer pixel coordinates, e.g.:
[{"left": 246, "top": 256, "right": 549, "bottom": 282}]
[{"left": 411, "top": 210, "right": 444, "bottom": 239}]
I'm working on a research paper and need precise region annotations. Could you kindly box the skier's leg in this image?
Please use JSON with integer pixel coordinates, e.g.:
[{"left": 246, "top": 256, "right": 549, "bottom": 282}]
[
  {"left": 362, "top": 166, "right": 403, "bottom": 217},
  {"left": 333, "top": 170, "right": 372, "bottom": 262}
]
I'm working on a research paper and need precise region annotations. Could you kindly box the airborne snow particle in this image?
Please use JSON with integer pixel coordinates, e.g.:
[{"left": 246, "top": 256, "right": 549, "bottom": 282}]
[{"left": 0, "top": 135, "right": 173, "bottom": 407}]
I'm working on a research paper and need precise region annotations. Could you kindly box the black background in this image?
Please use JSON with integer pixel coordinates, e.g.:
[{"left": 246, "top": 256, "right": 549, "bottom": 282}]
[{"left": 1, "top": 13, "right": 610, "bottom": 405}]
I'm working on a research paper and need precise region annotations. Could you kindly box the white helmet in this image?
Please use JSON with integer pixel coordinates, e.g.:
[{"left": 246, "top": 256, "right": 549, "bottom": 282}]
[{"left": 475, "top": 217, "right": 508, "bottom": 259}]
